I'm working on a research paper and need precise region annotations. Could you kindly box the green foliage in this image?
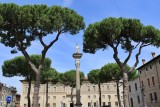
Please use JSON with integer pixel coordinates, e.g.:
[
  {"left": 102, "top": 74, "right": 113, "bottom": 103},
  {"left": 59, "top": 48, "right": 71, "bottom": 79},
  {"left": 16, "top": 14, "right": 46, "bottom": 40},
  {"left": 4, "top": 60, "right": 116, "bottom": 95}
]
[
  {"left": 41, "top": 68, "right": 59, "bottom": 84},
  {"left": 0, "top": 3, "right": 85, "bottom": 53},
  {"left": 87, "top": 69, "right": 105, "bottom": 84},
  {"left": 101, "top": 63, "right": 122, "bottom": 81},
  {"left": 101, "top": 63, "right": 139, "bottom": 81},
  {"left": 83, "top": 17, "right": 160, "bottom": 53},
  {"left": 60, "top": 70, "right": 85, "bottom": 87},
  {"left": 2, "top": 55, "right": 51, "bottom": 79},
  {"left": 128, "top": 69, "right": 139, "bottom": 81}
]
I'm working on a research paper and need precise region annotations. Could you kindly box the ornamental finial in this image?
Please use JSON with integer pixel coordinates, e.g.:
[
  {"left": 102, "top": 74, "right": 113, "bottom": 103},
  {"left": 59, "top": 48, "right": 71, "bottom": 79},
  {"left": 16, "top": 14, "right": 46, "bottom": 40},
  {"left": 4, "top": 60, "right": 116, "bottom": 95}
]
[{"left": 76, "top": 44, "right": 79, "bottom": 53}]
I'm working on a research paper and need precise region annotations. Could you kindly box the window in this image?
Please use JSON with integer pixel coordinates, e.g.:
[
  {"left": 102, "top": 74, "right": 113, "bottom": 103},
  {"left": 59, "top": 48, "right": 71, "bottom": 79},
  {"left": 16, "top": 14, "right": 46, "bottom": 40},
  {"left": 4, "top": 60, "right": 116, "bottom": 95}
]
[
  {"left": 47, "top": 103, "right": 50, "bottom": 107},
  {"left": 88, "top": 86, "right": 90, "bottom": 91},
  {"left": 141, "top": 81, "right": 144, "bottom": 87},
  {"left": 137, "top": 95, "right": 140, "bottom": 104},
  {"left": 53, "top": 103, "right": 56, "bottom": 107},
  {"left": 159, "top": 60, "right": 160, "bottom": 64},
  {"left": 147, "top": 78, "right": 150, "bottom": 87},
  {"left": 25, "top": 87, "right": 28, "bottom": 93},
  {"left": 93, "top": 95, "right": 96, "bottom": 99},
  {"left": 103, "top": 102, "right": 105, "bottom": 106},
  {"left": 129, "top": 85, "right": 131, "bottom": 92},
  {"left": 108, "top": 102, "right": 111, "bottom": 106},
  {"left": 135, "top": 83, "right": 137, "bottom": 91},
  {"left": 102, "top": 85, "right": 104, "bottom": 91},
  {"left": 150, "top": 93, "right": 153, "bottom": 101},
  {"left": 150, "top": 65, "right": 152, "bottom": 69},
  {"left": 115, "top": 95, "right": 117, "bottom": 99},
  {"left": 146, "top": 67, "right": 148, "bottom": 71},
  {"left": 62, "top": 103, "right": 65, "bottom": 107},
  {"left": 88, "top": 95, "right": 90, "bottom": 99},
  {"left": 154, "top": 92, "right": 157, "bottom": 101},
  {"left": 130, "top": 98, "right": 133, "bottom": 107},
  {"left": 93, "top": 86, "right": 96, "bottom": 91},
  {"left": 107, "top": 85, "right": 110, "bottom": 90},
  {"left": 24, "top": 104, "right": 27, "bottom": 107},
  {"left": 152, "top": 76, "right": 155, "bottom": 86},
  {"left": 94, "top": 102, "right": 96, "bottom": 107},
  {"left": 54, "top": 87, "right": 56, "bottom": 92},
  {"left": 88, "top": 102, "right": 91, "bottom": 107},
  {"left": 139, "top": 71, "right": 141, "bottom": 74},
  {"left": 53, "top": 96, "right": 56, "bottom": 99},
  {"left": 102, "top": 95, "right": 105, "bottom": 98},
  {"left": 121, "top": 96, "right": 123, "bottom": 99},
  {"left": 25, "top": 97, "right": 27, "bottom": 100},
  {"left": 115, "top": 102, "right": 118, "bottom": 107},
  {"left": 63, "top": 96, "right": 65, "bottom": 99}
]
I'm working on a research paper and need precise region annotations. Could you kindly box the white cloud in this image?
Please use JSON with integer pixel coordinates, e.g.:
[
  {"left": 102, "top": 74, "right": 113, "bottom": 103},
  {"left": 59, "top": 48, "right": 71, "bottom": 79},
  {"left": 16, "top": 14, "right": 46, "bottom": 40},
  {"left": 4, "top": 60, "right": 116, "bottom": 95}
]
[{"left": 63, "top": 0, "right": 73, "bottom": 7}]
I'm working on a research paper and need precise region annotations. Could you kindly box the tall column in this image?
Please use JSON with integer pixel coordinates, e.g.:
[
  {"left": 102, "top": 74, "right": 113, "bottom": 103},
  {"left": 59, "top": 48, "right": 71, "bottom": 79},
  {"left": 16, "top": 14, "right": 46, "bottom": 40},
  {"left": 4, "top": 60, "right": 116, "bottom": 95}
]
[{"left": 73, "top": 44, "right": 82, "bottom": 107}]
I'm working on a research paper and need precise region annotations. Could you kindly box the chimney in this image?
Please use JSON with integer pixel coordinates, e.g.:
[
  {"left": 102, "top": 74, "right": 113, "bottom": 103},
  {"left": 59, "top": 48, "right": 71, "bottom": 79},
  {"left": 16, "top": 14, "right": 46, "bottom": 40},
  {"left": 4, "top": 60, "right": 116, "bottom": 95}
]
[
  {"left": 142, "top": 59, "right": 145, "bottom": 65},
  {"left": 151, "top": 52, "right": 155, "bottom": 58}
]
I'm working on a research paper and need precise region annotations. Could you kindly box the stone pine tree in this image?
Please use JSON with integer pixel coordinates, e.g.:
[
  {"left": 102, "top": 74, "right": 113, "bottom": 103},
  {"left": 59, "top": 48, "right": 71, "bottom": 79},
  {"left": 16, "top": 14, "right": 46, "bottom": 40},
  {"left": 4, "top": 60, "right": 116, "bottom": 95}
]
[
  {"left": 60, "top": 70, "right": 84, "bottom": 106},
  {"left": 101, "top": 63, "right": 138, "bottom": 107},
  {"left": 83, "top": 17, "right": 160, "bottom": 107},
  {"left": 88, "top": 69, "right": 111, "bottom": 107},
  {"left": 2, "top": 55, "right": 51, "bottom": 107},
  {"left": 41, "top": 68, "right": 59, "bottom": 107},
  {"left": 0, "top": 3, "right": 85, "bottom": 106}
]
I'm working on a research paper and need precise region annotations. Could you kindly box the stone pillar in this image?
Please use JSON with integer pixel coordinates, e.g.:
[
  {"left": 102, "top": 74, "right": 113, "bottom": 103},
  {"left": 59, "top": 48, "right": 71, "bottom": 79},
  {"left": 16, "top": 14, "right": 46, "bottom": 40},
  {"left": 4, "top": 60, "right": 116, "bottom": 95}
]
[{"left": 73, "top": 44, "right": 82, "bottom": 107}]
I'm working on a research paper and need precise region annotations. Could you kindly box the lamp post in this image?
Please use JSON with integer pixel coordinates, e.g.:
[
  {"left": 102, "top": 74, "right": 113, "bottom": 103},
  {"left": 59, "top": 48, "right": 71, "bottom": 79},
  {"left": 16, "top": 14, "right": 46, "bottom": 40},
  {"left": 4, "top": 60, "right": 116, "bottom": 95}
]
[{"left": 73, "top": 44, "right": 82, "bottom": 107}]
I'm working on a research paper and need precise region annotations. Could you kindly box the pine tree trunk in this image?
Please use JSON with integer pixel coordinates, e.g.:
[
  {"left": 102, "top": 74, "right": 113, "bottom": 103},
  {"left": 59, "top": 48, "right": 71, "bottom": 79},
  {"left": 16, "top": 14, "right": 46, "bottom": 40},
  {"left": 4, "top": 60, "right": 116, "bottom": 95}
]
[
  {"left": 123, "top": 72, "right": 129, "bottom": 107},
  {"left": 46, "top": 82, "right": 48, "bottom": 107},
  {"left": 116, "top": 81, "right": 121, "bottom": 107},
  {"left": 98, "top": 83, "right": 101, "bottom": 107},
  {"left": 27, "top": 80, "right": 31, "bottom": 107},
  {"left": 32, "top": 73, "right": 40, "bottom": 107}
]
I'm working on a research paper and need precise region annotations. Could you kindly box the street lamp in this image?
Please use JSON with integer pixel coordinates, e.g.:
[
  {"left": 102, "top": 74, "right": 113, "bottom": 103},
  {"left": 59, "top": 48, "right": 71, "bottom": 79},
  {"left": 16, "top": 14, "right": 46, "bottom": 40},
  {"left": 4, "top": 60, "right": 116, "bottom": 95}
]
[{"left": 73, "top": 44, "right": 82, "bottom": 107}]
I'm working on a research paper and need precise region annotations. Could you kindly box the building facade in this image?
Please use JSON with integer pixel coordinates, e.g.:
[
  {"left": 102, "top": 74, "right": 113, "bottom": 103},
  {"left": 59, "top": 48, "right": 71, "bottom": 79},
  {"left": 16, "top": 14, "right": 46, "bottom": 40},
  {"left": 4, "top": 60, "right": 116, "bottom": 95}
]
[
  {"left": 20, "top": 79, "right": 124, "bottom": 107},
  {"left": 0, "top": 82, "right": 17, "bottom": 107},
  {"left": 137, "top": 53, "right": 160, "bottom": 107},
  {"left": 128, "top": 78, "right": 142, "bottom": 107}
]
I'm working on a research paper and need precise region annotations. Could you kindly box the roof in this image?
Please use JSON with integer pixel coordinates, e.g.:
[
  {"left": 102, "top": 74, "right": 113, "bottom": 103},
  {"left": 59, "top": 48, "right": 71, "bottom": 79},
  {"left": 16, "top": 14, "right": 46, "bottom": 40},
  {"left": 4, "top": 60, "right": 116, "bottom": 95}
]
[{"left": 137, "top": 54, "right": 160, "bottom": 70}]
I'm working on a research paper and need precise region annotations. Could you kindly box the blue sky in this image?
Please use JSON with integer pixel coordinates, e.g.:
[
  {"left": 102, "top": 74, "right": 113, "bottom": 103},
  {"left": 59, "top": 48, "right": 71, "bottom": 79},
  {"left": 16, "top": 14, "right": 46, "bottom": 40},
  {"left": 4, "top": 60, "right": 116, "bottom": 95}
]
[{"left": 0, "top": 0, "right": 160, "bottom": 94}]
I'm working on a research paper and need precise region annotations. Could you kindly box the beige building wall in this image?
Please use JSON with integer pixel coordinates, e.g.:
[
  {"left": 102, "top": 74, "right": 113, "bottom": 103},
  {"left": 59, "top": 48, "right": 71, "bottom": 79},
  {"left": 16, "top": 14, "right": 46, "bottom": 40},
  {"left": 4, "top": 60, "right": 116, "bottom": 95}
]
[
  {"left": 20, "top": 80, "right": 123, "bottom": 107},
  {"left": 0, "top": 83, "right": 17, "bottom": 107},
  {"left": 138, "top": 54, "right": 160, "bottom": 107},
  {"left": 128, "top": 78, "right": 142, "bottom": 107}
]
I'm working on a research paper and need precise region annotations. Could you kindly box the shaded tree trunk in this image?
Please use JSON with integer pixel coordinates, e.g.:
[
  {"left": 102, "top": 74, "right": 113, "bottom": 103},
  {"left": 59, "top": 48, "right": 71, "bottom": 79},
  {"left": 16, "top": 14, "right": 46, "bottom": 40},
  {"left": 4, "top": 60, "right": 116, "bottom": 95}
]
[
  {"left": 32, "top": 73, "right": 41, "bottom": 107},
  {"left": 71, "top": 86, "right": 74, "bottom": 105},
  {"left": 46, "top": 81, "right": 49, "bottom": 107},
  {"left": 123, "top": 72, "right": 129, "bottom": 107},
  {"left": 98, "top": 83, "right": 101, "bottom": 107},
  {"left": 116, "top": 81, "right": 121, "bottom": 107},
  {"left": 27, "top": 79, "right": 31, "bottom": 107}
]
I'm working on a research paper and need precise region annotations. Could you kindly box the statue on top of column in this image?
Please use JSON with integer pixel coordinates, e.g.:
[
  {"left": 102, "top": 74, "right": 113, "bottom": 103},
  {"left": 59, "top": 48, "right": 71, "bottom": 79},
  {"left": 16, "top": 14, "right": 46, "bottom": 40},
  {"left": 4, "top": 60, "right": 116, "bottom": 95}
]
[{"left": 76, "top": 44, "right": 79, "bottom": 53}]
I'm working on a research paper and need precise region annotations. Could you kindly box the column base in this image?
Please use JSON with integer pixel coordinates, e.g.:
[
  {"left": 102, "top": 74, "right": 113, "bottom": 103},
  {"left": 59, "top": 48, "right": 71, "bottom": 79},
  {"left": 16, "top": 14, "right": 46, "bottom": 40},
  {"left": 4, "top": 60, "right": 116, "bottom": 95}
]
[{"left": 75, "top": 102, "right": 82, "bottom": 107}]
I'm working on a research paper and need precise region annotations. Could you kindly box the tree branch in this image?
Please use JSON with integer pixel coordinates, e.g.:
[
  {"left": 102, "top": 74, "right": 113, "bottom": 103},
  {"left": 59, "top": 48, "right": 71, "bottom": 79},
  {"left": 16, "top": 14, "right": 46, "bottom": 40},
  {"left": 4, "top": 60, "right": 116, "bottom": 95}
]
[
  {"left": 132, "top": 42, "right": 140, "bottom": 50},
  {"left": 39, "top": 35, "right": 47, "bottom": 48},
  {"left": 21, "top": 49, "right": 39, "bottom": 74},
  {"left": 110, "top": 44, "right": 123, "bottom": 69},
  {"left": 38, "top": 30, "right": 62, "bottom": 71},
  {"left": 123, "top": 48, "right": 132, "bottom": 66},
  {"left": 130, "top": 42, "right": 151, "bottom": 72}
]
